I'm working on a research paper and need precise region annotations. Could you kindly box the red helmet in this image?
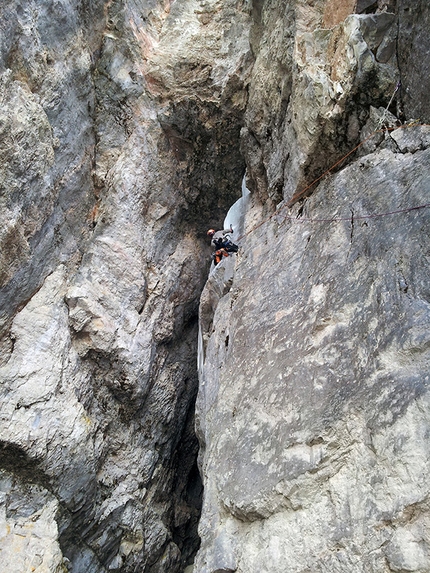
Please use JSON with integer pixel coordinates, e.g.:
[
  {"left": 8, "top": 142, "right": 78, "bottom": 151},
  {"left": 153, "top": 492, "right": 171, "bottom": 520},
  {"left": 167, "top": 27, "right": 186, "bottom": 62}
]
[{"left": 207, "top": 229, "right": 215, "bottom": 236}]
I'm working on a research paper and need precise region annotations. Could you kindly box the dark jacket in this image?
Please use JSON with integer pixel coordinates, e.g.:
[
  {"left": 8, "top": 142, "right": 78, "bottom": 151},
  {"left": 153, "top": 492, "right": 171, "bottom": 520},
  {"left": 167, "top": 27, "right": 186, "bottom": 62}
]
[{"left": 211, "top": 229, "right": 231, "bottom": 249}]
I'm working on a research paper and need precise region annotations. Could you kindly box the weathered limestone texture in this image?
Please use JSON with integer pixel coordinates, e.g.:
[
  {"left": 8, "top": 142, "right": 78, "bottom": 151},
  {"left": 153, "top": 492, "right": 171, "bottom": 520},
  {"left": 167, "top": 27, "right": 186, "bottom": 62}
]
[
  {"left": 2, "top": 0, "right": 430, "bottom": 571},
  {"left": 0, "top": 0, "right": 98, "bottom": 349},
  {"left": 397, "top": 0, "right": 430, "bottom": 123},
  {"left": 0, "top": 0, "right": 252, "bottom": 571},
  {"left": 0, "top": 469, "right": 63, "bottom": 573},
  {"left": 196, "top": 0, "right": 430, "bottom": 572},
  {"left": 196, "top": 127, "right": 430, "bottom": 573},
  {"left": 242, "top": 0, "right": 408, "bottom": 207}
]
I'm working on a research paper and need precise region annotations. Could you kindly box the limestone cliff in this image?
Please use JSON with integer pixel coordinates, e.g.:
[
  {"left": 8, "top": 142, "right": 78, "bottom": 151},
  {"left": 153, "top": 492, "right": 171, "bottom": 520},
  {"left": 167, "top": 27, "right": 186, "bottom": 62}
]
[
  {"left": 0, "top": 0, "right": 249, "bottom": 571},
  {"left": 0, "top": 1, "right": 429, "bottom": 573},
  {"left": 197, "top": 127, "right": 430, "bottom": 572},
  {"left": 197, "top": 1, "right": 430, "bottom": 572}
]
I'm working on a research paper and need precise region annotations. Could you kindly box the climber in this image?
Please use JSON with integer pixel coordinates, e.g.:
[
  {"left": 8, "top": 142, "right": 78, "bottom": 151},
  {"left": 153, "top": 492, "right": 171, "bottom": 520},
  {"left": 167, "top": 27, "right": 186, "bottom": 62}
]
[{"left": 207, "top": 226, "right": 239, "bottom": 254}]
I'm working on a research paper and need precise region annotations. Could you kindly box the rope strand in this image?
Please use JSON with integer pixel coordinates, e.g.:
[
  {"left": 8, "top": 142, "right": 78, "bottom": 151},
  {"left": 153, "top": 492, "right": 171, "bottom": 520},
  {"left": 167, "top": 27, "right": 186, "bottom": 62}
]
[
  {"left": 236, "top": 122, "right": 430, "bottom": 241},
  {"left": 280, "top": 203, "right": 430, "bottom": 224},
  {"left": 376, "top": 81, "right": 401, "bottom": 130}
]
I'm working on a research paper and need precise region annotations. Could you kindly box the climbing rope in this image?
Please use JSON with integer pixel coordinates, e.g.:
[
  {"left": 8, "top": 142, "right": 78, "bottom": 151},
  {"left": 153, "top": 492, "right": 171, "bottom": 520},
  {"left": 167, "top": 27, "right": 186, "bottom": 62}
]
[
  {"left": 279, "top": 202, "right": 430, "bottom": 224},
  {"left": 236, "top": 121, "right": 430, "bottom": 241},
  {"left": 376, "top": 81, "right": 401, "bottom": 130}
]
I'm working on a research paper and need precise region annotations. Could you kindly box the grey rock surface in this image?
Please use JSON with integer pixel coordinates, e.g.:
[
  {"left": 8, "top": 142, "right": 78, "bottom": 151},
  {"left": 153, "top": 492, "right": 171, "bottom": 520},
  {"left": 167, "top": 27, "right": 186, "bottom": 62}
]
[
  {"left": 1, "top": 0, "right": 430, "bottom": 572},
  {"left": 242, "top": 0, "right": 400, "bottom": 207},
  {"left": 397, "top": 0, "right": 430, "bottom": 122},
  {"left": 195, "top": 1, "right": 430, "bottom": 571},
  {"left": 0, "top": 469, "right": 63, "bottom": 573},
  {"left": 0, "top": 0, "right": 251, "bottom": 571},
  {"left": 196, "top": 130, "right": 430, "bottom": 573},
  {"left": 0, "top": 0, "right": 97, "bottom": 353}
]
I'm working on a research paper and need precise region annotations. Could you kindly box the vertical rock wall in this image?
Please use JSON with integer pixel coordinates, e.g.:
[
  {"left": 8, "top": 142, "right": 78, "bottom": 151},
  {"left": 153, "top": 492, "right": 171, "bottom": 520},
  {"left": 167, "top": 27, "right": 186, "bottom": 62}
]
[
  {"left": 242, "top": 0, "right": 404, "bottom": 208},
  {"left": 197, "top": 132, "right": 430, "bottom": 573},
  {"left": 196, "top": 1, "right": 430, "bottom": 572},
  {"left": 397, "top": 0, "right": 430, "bottom": 122},
  {"left": 0, "top": 0, "right": 252, "bottom": 571},
  {"left": 1, "top": 0, "right": 430, "bottom": 572}
]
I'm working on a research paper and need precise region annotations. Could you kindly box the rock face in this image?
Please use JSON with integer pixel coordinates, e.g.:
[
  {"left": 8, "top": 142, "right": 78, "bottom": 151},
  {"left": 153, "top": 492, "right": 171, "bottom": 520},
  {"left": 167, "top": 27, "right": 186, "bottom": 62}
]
[
  {"left": 0, "top": 0, "right": 251, "bottom": 571},
  {"left": 397, "top": 0, "right": 430, "bottom": 122},
  {"left": 196, "top": 1, "right": 430, "bottom": 572},
  {"left": 197, "top": 127, "right": 430, "bottom": 572},
  {"left": 1, "top": 1, "right": 430, "bottom": 573},
  {"left": 242, "top": 0, "right": 404, "bottom": 207}
]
